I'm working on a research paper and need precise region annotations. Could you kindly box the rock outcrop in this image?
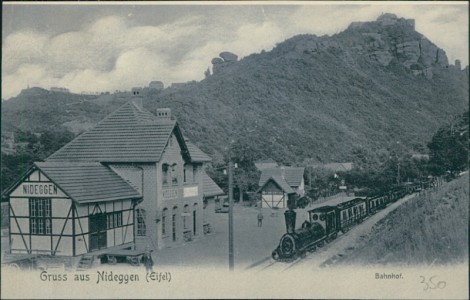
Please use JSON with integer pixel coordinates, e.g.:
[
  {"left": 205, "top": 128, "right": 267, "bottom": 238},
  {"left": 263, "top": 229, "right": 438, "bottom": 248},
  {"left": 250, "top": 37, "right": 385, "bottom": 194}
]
[{"left": 211, "top": 51, "right": 238, "bottom": 74}]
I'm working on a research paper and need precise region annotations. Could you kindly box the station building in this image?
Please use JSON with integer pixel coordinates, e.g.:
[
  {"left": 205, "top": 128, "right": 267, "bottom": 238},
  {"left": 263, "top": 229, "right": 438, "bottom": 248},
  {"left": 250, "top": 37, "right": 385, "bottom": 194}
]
[{"left": 3, "top": 99, "right": 215, "bottom": 256}]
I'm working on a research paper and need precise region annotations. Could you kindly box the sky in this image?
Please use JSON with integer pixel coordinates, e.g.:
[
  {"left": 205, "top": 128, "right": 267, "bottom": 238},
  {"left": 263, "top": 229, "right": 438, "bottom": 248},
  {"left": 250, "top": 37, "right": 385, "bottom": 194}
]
[{"left": 2, "top": 1, "right": 468, "bottom": 100}]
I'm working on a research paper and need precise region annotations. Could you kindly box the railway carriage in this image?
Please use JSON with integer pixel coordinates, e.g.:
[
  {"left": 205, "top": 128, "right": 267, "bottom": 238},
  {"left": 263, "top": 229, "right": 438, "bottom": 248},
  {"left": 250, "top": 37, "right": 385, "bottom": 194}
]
[{"left": 336, "top": 198, "right": 367, "bottom": 232}]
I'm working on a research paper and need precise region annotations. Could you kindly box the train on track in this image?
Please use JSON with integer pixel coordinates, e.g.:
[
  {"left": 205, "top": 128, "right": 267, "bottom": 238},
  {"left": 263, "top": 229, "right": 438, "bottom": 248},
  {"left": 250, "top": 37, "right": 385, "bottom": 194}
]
[{"left": 271, "top": 182, "right": 424, "bottom": 261}]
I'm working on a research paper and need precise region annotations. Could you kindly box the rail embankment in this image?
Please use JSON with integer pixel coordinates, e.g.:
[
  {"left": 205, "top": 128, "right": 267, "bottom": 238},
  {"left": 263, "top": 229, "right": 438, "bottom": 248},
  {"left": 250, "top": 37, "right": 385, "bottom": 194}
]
[{"left": 333, "top": 173, "right": 468, "bottom": 266}]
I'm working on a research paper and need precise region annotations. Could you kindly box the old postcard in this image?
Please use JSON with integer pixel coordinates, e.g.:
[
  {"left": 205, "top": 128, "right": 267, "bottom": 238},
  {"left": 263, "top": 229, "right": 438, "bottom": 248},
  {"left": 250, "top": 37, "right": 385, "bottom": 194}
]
[{"left": 1, "top": 1, "right": 468, "bottom": 299}]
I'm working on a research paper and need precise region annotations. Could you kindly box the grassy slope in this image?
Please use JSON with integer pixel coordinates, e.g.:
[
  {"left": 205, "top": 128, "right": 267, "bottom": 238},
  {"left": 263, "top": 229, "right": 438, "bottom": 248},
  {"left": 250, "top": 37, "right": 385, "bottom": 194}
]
[{"left": 337, "top": 173, "right": 468, "bottom": 265}]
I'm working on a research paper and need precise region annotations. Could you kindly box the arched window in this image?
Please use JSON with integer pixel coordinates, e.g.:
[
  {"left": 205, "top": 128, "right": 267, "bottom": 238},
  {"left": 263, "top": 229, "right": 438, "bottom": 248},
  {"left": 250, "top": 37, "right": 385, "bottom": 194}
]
[
  {"left": 183, "top": 204, "right": 189, "bottom": 229},
  {"left": 162, "top": 208, "right": 168, "bottom": 235},
  {"left": 162, "top": 163, "right": 169, "bottom": 185},
  {"left": 171, "top": 163, "right": 178, "bottom": 185},
  {"left": 171, "top": 206, "right": 178, "bottom": 241},
  {"left": 193, "top": 203, "right": 198, "bottom": 235},
  {"left": 172, "top": 206, "right": 178, "bottom": 241},
  {"left": 136, "top": 209, "right": 146, "bottom": 236}
]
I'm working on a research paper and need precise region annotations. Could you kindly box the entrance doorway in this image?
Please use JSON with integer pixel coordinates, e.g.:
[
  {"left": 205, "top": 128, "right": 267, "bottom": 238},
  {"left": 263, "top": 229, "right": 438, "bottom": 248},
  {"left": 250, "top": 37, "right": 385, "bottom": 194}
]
[{"left": 89, "top": 213, "right": 107, "bottom": 251}]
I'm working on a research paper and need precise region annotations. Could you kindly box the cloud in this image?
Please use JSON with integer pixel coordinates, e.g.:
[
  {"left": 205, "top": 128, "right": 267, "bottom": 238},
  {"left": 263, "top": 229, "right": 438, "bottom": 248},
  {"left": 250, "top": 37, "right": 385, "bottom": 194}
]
[
  {"left": 2, "top": 15, "right": 203, "bottom": 98},
  {"left": 2, "top": 4, "right": 468, "bottom": 100}
]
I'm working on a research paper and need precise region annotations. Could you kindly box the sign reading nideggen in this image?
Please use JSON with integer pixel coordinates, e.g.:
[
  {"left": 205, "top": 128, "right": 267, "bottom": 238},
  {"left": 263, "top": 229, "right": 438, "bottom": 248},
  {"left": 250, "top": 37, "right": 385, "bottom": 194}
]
[{"left": 21, "top": 183, "right": 58, "bottom": 196}]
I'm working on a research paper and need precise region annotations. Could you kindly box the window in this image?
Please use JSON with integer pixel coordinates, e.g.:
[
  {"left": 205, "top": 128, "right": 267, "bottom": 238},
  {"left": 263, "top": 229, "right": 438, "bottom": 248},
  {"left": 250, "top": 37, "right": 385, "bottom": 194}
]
[
  {"left": 136, "top": 209, "right": 146, "bottom": 236},
  {"left": 193, "top": 203, "right": 198, "bottom": 235},
  {"left": 171, "top": 163, "right": 178, "bottom": 185},
  {"left": 162, "top": 164, "right": 169, "bottom": 185},
  {"left": 30, "top": 198, "right": 51, "bottom": 235},
  {"left": 192, "top": 165, "right": 197, "bottom": 182},
  {"left": 172, "top": 206, "right": 178, "bottom": 241},
  {"left": 106, "top": 212, "right": 123, "bottom": 229},
  {"left": 183, "top": 205, "right": 189, "bottom": 229},
  {"left": 162, "top": 208, "right": 168, "bottom": 235}
]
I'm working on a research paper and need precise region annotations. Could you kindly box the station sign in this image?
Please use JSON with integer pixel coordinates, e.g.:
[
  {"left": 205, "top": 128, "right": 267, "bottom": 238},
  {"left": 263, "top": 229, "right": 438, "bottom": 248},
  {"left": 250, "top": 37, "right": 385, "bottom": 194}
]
[
  {"left": 18, "top": 183, "right": 59, "bottom": 196},
  {"left": 184, "top": 186, "right": 198, "bottom": 198}
]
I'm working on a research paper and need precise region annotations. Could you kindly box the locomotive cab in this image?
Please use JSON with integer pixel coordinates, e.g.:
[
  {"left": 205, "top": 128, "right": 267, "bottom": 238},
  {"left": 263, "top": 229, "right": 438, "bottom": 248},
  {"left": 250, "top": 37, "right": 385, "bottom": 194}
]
[{"left": 308, "top": 206, "right": 337, "bottom": 239}]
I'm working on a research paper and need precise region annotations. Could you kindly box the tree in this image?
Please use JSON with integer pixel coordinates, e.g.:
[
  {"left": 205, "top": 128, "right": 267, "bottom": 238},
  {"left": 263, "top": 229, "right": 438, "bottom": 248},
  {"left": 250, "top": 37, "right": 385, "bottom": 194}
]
[{"left": 427, "top": 111, "right": 468, "bottom": 175}]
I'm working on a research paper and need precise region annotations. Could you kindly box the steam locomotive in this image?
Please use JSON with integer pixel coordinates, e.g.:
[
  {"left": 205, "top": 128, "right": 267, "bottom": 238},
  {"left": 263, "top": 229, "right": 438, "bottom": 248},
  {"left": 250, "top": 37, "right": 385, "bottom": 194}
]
[{"left": 271, "top": 183, "right": 423, "bottom": 261}]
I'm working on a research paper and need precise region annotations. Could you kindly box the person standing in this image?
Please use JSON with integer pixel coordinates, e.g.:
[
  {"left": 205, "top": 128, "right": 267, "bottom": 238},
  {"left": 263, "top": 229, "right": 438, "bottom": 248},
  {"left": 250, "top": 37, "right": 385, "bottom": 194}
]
[
  {"left": 142, "top": 250, "right": 154, "bottom": 273},
  {"left": 257, "top": 212, "right": 264, "bottom": 227}
]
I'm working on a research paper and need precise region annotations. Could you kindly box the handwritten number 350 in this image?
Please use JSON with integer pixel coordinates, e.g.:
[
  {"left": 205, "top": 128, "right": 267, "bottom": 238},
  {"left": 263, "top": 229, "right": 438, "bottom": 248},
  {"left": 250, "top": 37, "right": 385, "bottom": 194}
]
[{"left": 420, "top": 276, "right": 446, "bottom": 291}]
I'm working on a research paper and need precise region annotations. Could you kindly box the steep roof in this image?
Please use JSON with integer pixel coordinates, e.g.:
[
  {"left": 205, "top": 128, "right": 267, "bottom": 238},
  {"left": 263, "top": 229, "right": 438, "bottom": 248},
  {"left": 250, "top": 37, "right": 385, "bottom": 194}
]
[
  {"left": 186, "top": 141, "right": 212, "bottom": 163},
  {"left": 258, "top": 167, "right": 304, "bottom": 187},
  {"left": 319, "top": 162, "right": 354, "bottom": 172},
  {"left": 202, "top": 172, "right": 224, "bottom": 197},
  {"left": 47, "top": 101, "right": 210, "bottom": 163},
  {"left": 35, "top": 162, "right": 141, "bottom": 204},
  {"left": 257, "top": 175, "right": 295, "bottom": 194},
  {"left": 254, "top": 158, "right": 279, "bottom": 171}
]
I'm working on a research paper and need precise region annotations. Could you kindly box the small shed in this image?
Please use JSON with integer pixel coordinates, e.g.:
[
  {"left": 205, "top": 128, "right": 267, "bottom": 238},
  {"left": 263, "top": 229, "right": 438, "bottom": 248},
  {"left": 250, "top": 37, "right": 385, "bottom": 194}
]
[
  {"left": 257, "top": 175, "right": 296, "bottom": 209},
  {"left": 257, "top": 167, "right": 305, "bottom": 209}
]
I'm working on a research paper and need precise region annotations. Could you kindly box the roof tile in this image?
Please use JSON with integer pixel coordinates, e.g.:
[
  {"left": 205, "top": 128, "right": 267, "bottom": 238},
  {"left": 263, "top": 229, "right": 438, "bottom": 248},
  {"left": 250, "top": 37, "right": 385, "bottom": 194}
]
[{"left": 35, "top": 162, "right": 141, "bottom": 203}]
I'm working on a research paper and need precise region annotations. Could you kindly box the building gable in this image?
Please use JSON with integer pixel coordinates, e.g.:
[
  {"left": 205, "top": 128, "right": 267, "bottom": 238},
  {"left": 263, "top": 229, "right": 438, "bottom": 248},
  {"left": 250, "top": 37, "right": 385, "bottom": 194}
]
[{"left": 8, "top": 169, "right": 68, "bottom": 199}]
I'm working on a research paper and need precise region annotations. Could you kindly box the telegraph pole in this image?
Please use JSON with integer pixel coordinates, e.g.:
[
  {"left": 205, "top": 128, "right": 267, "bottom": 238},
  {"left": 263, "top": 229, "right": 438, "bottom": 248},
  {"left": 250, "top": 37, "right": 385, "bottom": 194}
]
[
  {"left": 228, "top": 160, "right": 234, "bottom": 271},
  {"left": 397, "top": 161, "right": 400, "bottom": 185}
]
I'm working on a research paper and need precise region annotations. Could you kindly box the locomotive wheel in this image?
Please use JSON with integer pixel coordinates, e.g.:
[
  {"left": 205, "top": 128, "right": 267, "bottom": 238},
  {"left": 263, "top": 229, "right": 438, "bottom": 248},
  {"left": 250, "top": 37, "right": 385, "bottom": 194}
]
[
  {"left": 332, "top": 233, "right": 338, "bottom": 239},
  {"left": 317, "top": 241, "right": 324, "bottom": 248}
]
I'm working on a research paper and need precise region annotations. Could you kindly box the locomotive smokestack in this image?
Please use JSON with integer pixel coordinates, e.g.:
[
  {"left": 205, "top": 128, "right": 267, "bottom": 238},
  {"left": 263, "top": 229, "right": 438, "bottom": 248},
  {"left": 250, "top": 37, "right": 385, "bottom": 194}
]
[{"left": 284, "top": 209, "right": 296, "bottom": 234}]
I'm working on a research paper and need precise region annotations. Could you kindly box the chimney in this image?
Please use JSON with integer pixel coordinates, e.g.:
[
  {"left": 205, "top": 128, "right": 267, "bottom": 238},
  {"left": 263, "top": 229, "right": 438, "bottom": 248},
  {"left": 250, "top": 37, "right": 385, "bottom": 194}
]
[
  {"left": 156, "top": 108, "right": 171, "bottom": 120},
  {"left": 131, "top": 87, "right": 143, "bottom": 109}
]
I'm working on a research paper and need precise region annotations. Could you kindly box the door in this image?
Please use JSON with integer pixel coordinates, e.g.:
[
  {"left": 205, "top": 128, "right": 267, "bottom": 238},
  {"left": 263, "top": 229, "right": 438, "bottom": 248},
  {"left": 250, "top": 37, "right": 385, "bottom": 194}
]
[{"left": 89, "top": 213, "right": 107, "bottom": 251}]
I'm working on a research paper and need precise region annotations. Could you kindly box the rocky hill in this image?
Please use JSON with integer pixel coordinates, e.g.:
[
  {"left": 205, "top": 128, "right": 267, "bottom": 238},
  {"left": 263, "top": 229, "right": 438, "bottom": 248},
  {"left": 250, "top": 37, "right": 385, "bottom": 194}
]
[{"left": 2, "top": 14, "right": 468, "bottom": 167}]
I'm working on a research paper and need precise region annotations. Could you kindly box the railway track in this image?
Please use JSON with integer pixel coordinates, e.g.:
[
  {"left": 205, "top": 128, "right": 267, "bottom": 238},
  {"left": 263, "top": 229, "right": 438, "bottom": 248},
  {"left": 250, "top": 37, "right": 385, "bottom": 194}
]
[{"left": 246, "top": 235, "right": 338, "bottom": 272}]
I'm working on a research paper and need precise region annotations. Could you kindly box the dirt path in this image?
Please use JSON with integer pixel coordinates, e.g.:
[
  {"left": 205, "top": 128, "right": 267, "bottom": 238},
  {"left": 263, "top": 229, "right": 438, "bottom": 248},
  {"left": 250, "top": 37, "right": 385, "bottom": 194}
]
[{"left": 285, "top": 193, "right": 418, "bottom": 271}]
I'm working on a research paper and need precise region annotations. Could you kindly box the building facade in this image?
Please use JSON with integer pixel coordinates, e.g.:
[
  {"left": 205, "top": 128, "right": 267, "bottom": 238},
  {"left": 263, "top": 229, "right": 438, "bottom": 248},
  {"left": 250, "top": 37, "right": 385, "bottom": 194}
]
[{"left": 4, "top": 99, "right": 213, "bottom": 256}]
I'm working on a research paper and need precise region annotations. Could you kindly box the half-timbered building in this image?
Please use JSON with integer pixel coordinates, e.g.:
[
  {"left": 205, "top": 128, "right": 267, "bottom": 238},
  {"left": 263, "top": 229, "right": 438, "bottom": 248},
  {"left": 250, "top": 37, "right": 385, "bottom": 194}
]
[
  {"left": 6, "top": 162, "right": 140, "bottom": 256},
  {"left": 257, "top": 167, "right": 305, "bottom": 209}
]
